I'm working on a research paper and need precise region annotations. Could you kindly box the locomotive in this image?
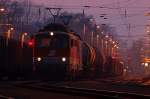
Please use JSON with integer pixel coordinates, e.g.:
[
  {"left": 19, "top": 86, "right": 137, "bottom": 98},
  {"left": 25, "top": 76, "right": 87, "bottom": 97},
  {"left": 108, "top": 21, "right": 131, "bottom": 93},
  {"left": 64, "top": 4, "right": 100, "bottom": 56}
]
[
  {"left": 0, "top": 23, "right": 123, "bottom": 80},
  {"left": 30, "top": 23, "right": 106, "bottom": 80}
]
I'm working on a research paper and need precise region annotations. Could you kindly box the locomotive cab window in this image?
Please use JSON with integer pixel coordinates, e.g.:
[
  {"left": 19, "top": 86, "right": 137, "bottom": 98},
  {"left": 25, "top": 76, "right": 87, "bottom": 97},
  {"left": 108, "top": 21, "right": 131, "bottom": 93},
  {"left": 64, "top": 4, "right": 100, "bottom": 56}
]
[{"left": 35, "top": 34, "right": 69, "bottom": 49}]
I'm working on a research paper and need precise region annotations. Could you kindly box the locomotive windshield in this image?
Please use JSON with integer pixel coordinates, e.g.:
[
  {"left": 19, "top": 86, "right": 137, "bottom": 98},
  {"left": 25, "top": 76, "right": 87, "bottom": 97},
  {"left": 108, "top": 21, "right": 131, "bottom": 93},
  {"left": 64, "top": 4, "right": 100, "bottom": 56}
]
[{"left": 35, "top": 34, "right": 69, "bottom": 49}]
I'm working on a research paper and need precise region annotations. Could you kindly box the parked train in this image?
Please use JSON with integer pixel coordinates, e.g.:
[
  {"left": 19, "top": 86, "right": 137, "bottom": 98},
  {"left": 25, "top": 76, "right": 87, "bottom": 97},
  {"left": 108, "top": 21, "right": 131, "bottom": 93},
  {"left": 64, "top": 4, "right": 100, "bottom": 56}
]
[
  {"left": 0, "top": 36, "right": 32, "bottom": 80},
  {"left": 30, "top": 23, "right": 123, "bottom": 80}
]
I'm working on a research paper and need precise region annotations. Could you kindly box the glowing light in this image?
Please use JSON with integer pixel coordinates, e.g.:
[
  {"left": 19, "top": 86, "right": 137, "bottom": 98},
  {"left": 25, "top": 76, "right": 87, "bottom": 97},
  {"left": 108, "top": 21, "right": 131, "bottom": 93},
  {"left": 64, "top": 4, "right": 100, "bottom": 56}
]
[
  {"left": 147, "top": 30, "right": 150, "bottom": 33},
  {"left": 145, "top": 63, "right": 149, "bottom": 67},
  {"left": 24, "top": 32, "right": 28, "bottom": 36},
  {"left": 10, "top": 27, "right": 14, "bottom": 31},
  {"left": 123, "top": 69, "right": 127, "bottom": 72},
  {"left": 37, "top": 57, "right": 42, "bottom": 62},
  {"left": 28, "top": 41, "right": 33, "bottom": 47},
  {"left": 96, "top": 25, "right": 100, "bottom": 29},
  {"left": 0, "top": 8, "right": 5, "bottom": 12},
  {"left": 50, "top": 32, "right": 54, "bottom": 36},
  {"left": 105, "top": 35, "right": 109, "bottom": 38},
  {"left": 114, "top": 45, "right": 117, "bottom": 47},
  {"left": 96, "top": 34, "right": 99, "bottom": 38},
  {"left": 141, "top": 63, "right": 145, "bottom": 66},
  {"left": 62, "top": 57, "right": 66, "bottom": 62}
]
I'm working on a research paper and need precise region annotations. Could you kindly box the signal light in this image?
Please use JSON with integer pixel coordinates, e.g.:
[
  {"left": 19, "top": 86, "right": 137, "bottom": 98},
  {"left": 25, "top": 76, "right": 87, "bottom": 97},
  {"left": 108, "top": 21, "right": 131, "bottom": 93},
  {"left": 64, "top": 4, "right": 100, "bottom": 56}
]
[{"left": 28, "top": 41, "right": 33, "bottom": 47}]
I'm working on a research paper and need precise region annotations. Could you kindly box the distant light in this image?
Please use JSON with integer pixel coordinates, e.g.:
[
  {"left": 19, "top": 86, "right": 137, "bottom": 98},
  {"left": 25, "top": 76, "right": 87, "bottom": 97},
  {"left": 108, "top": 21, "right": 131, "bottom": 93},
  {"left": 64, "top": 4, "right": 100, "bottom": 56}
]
[
  {"left": 62, "top": 57, "right": 66, "bottom": 62},
  {"left": 147, "top": 30, "right": 150, "bottom": 33},
  {"left": 50, "top": 32, "right": 54, "bottom": 36},
  {"left": 96, "top": 25, "right": 100, "bottom": 29},
  {"left": 24, "top": 32, "right": 28, "bottom": 36},
  {"left": 114, "top": 45, "right": 117, "bottom": 47},
  {"left": 0, "top": 8, "right": 5, "bottom": 12},
  {"left": 37, "top": 57, "right": 42, "bottom": 62},
  {"left": 10, "top": 27, "right": 14, "bottom": 31},
  {"left": 145, "top": 63, "right": 149, "bottom": 67},
  {"left": 113, "top": 41, "right": 115, "bottom": 44},
  {"left": 123, "top": 69, "right": 127, "bottom": 72},
  {"left": 89, "top": 18, "right": 94, "bottom": 22},
  {"left": 105, "top": 35, "right": 109, "bottom": 38},
  {"left": 141, "top": 63, "right": 145, "bottom": 66},
  {"left": 28, "top": 41, "right": 33, "bottom": 47},
  {"left": 96, "top": 34, "right": 99, "bottom": 38}
]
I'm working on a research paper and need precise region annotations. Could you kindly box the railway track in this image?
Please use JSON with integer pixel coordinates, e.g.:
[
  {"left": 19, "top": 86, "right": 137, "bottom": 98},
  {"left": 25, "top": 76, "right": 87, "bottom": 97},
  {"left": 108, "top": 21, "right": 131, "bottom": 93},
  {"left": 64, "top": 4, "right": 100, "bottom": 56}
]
[
  {"left": 16, "top": 81, "right": 150, "bottom": 99},
  {"left": 0, "top": 94, "right": 14, "bottom": 99}
]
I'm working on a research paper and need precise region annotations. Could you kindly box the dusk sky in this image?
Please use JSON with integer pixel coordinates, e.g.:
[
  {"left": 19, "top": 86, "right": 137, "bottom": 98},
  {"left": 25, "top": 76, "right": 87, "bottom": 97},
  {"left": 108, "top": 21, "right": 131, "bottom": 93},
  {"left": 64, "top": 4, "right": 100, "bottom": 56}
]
[{"left": 16, "top": 0, "right": 150, "bottom": 39}]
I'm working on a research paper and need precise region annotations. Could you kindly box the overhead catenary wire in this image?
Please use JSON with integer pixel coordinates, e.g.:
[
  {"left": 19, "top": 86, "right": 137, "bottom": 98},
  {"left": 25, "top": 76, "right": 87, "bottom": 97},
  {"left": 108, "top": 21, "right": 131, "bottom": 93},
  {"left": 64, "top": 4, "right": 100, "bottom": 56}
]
[{"left": 6, "top": 0, "right": 149, "bottom": 38}]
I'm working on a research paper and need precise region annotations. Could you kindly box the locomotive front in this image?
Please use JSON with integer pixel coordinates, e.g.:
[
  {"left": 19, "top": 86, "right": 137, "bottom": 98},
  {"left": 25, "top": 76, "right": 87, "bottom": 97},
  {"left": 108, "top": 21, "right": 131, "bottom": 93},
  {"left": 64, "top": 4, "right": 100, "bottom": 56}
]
[{"left": 33, "top": 32, "right": 70, "bottom": 79}]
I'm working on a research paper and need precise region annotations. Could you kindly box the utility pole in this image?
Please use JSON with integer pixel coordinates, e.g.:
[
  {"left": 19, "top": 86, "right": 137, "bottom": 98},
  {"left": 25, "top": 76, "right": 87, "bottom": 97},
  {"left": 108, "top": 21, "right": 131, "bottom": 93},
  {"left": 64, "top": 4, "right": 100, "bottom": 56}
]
[
  {"left": 82, "top": 6, "right": 90, "bottom": 41},
  {"left": 26, "top": 0, "right": 31, "bottom": 25}
]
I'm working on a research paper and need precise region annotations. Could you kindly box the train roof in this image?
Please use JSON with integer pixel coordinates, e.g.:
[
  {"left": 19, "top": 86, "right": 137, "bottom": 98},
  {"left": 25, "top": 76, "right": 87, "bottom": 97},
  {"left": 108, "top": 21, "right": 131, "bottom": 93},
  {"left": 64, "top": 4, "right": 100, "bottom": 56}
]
[
  {"left": 39, "top": 23, "right": 69, "bottom": 32},
  {"left": 37, "top": 23, "right": 82, "bottom": 40},
  {"left": 34, "top": 31, "right": 82, "bottom": 40}
]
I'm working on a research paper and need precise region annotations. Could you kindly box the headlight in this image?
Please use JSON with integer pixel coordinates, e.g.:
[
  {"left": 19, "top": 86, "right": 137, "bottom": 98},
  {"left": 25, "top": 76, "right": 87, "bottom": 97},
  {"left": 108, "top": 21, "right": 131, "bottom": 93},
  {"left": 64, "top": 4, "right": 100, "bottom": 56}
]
[
  {"left": 37, "top": 57, "right": 42, "bottom": 62},
  {"left": 61, "top": 57, "right": 66, "bottom": 62},
  {"left": 49, "top": 32, "right": 54, "bottom": 36},
  {"left": 145, "top": 63, "right": 149, "bottom": 67}
]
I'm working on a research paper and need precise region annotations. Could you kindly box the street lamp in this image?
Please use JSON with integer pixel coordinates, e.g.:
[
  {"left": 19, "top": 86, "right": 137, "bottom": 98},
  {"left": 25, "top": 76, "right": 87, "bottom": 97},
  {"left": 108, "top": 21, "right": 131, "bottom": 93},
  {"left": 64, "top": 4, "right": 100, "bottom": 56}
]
[
  {"left": 6, "top": 27, "right": 14, "bottom": 46},
  {"left": 0, "top": 8, "right": 5, "bottom": 12},
  {"left": 21, "top": 32, "right": 28, "bottom": 48},
  {"left": 112, "top": 41, "right": 115, "bottom": 44},
  {"left": 10, "top": 27, "right": 14, "bottom": 31},
  {"left": 96, "top": 25, "right": 100, "bottom": 29},
  {"left": 105, "top": 35, "right": 109, "bottom": 38}
]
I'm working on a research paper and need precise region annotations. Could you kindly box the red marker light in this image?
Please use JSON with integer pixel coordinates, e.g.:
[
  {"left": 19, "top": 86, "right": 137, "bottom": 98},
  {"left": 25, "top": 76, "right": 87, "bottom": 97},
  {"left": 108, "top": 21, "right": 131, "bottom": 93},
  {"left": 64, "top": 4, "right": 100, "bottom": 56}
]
[{"left": 28, "top": 41, "right": 33, "bottom": 47}]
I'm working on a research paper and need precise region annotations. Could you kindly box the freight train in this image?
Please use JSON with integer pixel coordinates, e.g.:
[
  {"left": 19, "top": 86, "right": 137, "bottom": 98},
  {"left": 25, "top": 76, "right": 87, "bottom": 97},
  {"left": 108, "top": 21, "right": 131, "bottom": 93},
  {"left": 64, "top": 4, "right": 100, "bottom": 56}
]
[
  {"left": 0, "top": 23, "right": 123, "bottom": 80},
  {"left": 30, "top": 23, "right": 123, "bottom": 80}
]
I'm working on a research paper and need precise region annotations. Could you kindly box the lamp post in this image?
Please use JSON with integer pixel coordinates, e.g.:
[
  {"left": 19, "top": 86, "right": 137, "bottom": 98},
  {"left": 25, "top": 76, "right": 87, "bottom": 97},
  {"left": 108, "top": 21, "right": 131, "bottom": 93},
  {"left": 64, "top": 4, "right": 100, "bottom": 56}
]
[
  {"left": 0, "top": 8, "right": 5, "bottom": 12},
  {"left": 6, "top": 27, "right": 14, "bottom": 46},
  {"left": 21, "top": 32, "right": 28, "bottom": 48}
]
